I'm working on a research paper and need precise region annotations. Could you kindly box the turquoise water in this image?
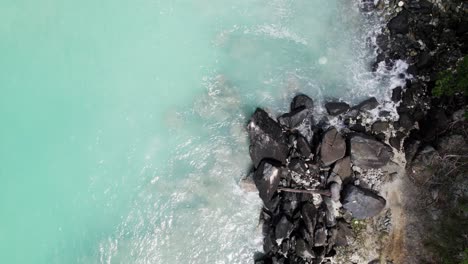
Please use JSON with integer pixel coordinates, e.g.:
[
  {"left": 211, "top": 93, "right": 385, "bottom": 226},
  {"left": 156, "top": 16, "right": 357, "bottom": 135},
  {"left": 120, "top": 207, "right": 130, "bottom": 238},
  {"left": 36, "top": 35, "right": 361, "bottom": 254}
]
[{"left": 0, "top": 1, "right": 393, "bottom": 263}]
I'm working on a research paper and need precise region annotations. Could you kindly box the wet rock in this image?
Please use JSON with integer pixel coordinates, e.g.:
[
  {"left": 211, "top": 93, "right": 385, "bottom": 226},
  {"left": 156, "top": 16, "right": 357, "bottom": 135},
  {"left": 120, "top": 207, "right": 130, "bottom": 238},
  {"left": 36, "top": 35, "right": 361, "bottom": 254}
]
[
  {"left": 314, "top": 227, "right": 327, "bottom": 246},
  {"left": 398, "top": 113, "right": 414, "bottom": 130},
  {"left": 350, "top": 123, "right": 366, "bottom": 133},
  {"left": 416, "top": 51, "right": 433, "bottom": 69},
  {"left": 263, "top": 232, "right": 278, "bottom": 254},
  {"left": 275, "top": 215, "right": 294, "bottom": 239},
  {"left": 341, "top": 185, "right": 386, "bottom": 219},
  {"left": 254, "top": 160, "right": 282, "bottom": 204},
  {"left": 388, "top": 10, "right": 409, "bottom": 35},
  {"left": 354, "top": 97, "right": 379, "bottom": 112},
  {"left": 302, "top": 203, "right": 317, "bottom": 235},
  {"left": 320, "top": 128, "right": 346, "bottom": 166},
  {"left": 331, "top": 156, "right": 352, "bottom": 182},
  {"left": 371, "top": 121, "right": 389, "bottom": 133},
  {"left": 289, "top": 158, "right": 307, "bottom": 175},
  {"left": 389, "top": 131, "right": 405, "bottom": 150},
  {"left": 291, "top": 94, "right": 314, "bottom": 111},
  {"left": 248, "top": 108, "right": 289, "bottom": 167},
  {"left": 325, "top": 102, "right": 350, "bottom": 116},
  {"left": 391, "top": 86, "right": 403, "bottom": 102},
  {"left": 296, "top": 238, "right": 315, "bottom": 260},
  {"left": 278, "top": 108, "right": 315, "bottom": 143},
  {"left": 296, "top": 135, "right": 313, "bottom": 159},
  {"left": 350, "top": 134, "right": 394, "bottom": 169}
]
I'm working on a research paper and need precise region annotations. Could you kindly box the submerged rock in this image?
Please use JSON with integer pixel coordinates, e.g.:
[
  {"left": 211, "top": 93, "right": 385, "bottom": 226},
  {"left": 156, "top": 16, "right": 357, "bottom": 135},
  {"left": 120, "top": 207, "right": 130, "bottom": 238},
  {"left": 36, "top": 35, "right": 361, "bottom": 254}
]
[
  {"left": 239, "top": 172, "right": 257, "bottom": 192},
  {"left": 341, "top": 185, "right": 386, "bottom": 219},
  {"left": 248, "top": 108, "right": 289, "bottom": 168},
  {"left": 325, "top": 102, "right": 350, "bottom": 116},
  {"left": 320, "top": 128, "right": 346, "bottom": 166},
  {"left": 350, "top": 134, "right": 393, "bottom": 169}
]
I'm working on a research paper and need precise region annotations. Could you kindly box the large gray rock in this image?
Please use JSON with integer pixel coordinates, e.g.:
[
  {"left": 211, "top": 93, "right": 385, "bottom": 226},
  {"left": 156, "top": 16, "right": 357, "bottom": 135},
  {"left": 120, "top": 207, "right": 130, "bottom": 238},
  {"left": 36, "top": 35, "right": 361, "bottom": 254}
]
[
  {"left": 320, "top": 128, "right": 346, "bottom": 166},
  {"left": 254, "top": 160, "right": 282, "bottom": 204},
  {"left": 350, "top": 134, "right": 393, "bottom": 169},
  {"left": 247, "top": 108, "right": 289, "bottom": 168},
  {"left": 341, "top": 185, "right": 386, "bottom": 219},
  {"left": 332, "top": 156, "right": 352, "bottom": 181}
]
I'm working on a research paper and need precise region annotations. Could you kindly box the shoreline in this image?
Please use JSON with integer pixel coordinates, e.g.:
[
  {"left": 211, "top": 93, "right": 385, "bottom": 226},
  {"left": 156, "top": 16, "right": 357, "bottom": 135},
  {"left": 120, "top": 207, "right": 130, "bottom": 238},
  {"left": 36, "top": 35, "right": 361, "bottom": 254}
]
[{"left": 245, "top": 0, "right": 467, "bottom": 263}]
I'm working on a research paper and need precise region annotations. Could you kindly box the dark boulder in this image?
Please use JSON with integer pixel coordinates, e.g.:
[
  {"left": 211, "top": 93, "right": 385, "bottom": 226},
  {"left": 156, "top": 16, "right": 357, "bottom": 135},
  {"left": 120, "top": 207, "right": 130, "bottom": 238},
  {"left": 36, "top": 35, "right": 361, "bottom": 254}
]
[
  {"left": 320, "top": 128, "right": 346, "bottom": 166},
  {"left": 398, "top": 113, "right": 414, "bottom": 130},
  {"left": 296, "top": 238, "right": 315, "bottom": 260},
  {"left": 350, "top": 134, "right": 394, "bottom": 169},
  {"left": 278, "top": 108, "right": 315, "bottom": 143},
  {"left": 325, "top": 102, "right": 350, "bottom": 116},
  {"left": 248, "top": 108, "right": 289, "bottom": 167},
  {"left": 391, "top": 86, "right": 402, "bottom": 102},
  {"left": 389, "top": 131, "right": 405, "bottom": 150},
  {"left": 291, "top": 94, "right": 314, "bottom": 111},
  {"left": 296, "top": 135, "right": 313, "bottom": 159},
  {"left": 263, "top": 232, "right": 278, "bottom": 254},
  {"left": 416, "top": 51, "right": 433, "bottom": 69},
  {"left": 353, "top": 97, "right": 379, "bottom": 112},
  {"left": 314, "top": 227, "right": 327, "bottom": 246},
  {"left": 335, "top": 221, "right": 352, "bottom": 247},
  {"left": 254, "top": 160, "right": 282, "bottom": 205},
  {"left": 371, "top": 121, "right": 389, "bottom": 133},
  {"left": 341, "top": 185, "right": 386, "bottom": 219},
  {"left": 388, "top": 10, "right": 410, "bottom": 35},
  {"left": 350, "top": 123, "right": 366, "bottom": 133},
  {"left": 288, "top": 158, "right": 307, "bottom": 175},
  {"left": 275, "top": 215, "right": 294, "bottom": 239},
  {"left": 302, "top": 203, "right": 317, "bottom": 235}
]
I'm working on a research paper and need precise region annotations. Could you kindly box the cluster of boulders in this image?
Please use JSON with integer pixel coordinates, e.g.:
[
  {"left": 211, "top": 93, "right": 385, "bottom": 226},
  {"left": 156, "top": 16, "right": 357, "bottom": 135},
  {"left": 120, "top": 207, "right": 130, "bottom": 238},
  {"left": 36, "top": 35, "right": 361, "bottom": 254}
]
[
  {"left": 246, "top": 94, "right": 393, "bottom": 264},
  {"left": 368, "top": 0, "right": 467, "bottom": 145}
]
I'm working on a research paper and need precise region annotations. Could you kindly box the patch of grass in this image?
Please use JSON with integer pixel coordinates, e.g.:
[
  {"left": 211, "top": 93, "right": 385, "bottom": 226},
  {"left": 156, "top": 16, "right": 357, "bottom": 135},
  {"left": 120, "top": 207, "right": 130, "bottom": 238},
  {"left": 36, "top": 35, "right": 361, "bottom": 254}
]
[{"left": 433, "top": 56, "right": 468, "bottom": 97}]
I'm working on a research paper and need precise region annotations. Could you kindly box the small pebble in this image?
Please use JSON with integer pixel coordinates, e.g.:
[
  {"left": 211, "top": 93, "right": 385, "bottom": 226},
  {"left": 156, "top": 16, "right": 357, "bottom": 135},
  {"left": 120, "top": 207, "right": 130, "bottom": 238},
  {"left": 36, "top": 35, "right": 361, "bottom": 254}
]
[{"left": 398, "top": 1, "right": 404, "bottom": 7}]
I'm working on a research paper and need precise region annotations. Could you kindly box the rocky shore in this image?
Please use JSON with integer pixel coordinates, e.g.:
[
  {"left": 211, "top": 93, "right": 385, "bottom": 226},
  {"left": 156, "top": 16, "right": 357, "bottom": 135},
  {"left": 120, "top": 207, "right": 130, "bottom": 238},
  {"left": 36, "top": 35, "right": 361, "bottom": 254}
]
[
  {"left": 243, "top": 0, "right": 467, "bottom": 263},
  {"left": 247, "top": 95, "right": 399, "bottom": 264}
]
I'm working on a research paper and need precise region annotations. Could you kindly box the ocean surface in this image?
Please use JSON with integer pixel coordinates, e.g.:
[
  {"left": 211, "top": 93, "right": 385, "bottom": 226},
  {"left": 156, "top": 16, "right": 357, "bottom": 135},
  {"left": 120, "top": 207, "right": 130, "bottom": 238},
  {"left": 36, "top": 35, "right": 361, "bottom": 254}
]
[{"left": 0, "top": 1, "right": 405, "bottom": 263}]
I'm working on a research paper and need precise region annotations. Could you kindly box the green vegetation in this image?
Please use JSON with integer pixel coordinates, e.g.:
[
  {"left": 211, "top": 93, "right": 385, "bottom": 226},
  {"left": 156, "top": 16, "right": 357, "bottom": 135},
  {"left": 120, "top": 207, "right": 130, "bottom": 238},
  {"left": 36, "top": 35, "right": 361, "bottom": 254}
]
[
  {"left": 424, "top": 198, "right": 468, "bottom": 264},
  {"left": 433, "top": 56, "right": 468, "bottom": 97}
]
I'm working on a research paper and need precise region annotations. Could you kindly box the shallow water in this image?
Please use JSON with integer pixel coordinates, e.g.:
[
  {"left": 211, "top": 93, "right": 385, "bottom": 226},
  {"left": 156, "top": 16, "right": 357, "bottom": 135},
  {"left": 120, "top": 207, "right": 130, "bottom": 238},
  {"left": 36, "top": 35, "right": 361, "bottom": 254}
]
[{"left": 0, "top": 1, "right": 403, "bottom": 263}]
